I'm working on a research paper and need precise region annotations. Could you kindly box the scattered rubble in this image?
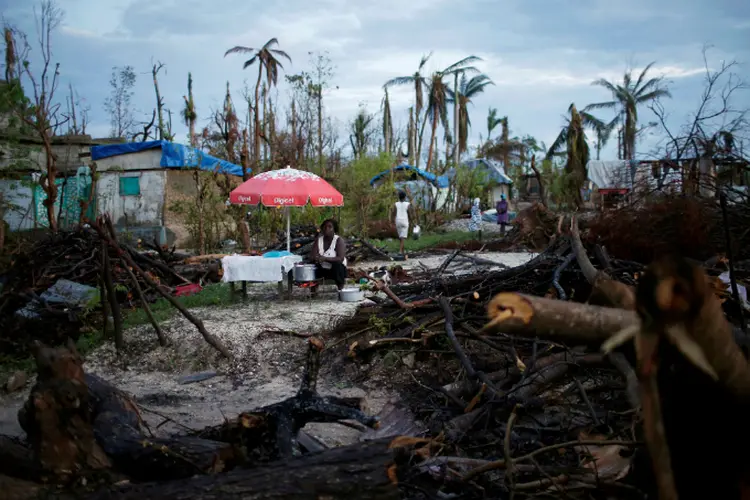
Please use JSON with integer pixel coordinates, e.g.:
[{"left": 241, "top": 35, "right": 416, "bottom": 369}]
[{"left": 1, "top": 196, "right": 750, "bottom": 499}]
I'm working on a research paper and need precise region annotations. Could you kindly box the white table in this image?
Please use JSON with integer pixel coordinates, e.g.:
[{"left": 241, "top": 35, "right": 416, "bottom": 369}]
[{"left": 221, "top": 254, "right": 303, "bottom": 298}]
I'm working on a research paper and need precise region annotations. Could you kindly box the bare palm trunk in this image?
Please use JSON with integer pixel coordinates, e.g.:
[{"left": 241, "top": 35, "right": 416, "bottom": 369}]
[
  {"left": 501, "top": 119, "right": 510, "bottom": 181},
  {"left": 408, "top": 107, "right": 415, "bottom": 165},
  {"left": 241, "top": 129, "right": 250, "bottom": 181},
  {"left": 268, "top": 96, "right": 276, "bottom": 166},
  {"left": 414, "top": 83, "right": 423, "bottom": 166},
  {"left": 262, "top": 83, "right": 268, "bottom": 163},
  {"left": 152, "top": 63, "right": 166, "bottom": 140},
  {"left": 425, "top": 109, "right": 439, "bottom": 172},
  {"left": 317, "top": 90, "right": 324, "bottom": 176},
  {"left": 453, "top": 73, "right": 459, "bottom": 168},
  {"left": 625, "top": 112, "right": 635, "bottom": 160},
  {"left": 41, "top": 135, "right": 59, "bottom": 232},
  {"left": 417, "top": 112, "right": 429, "bottom": 168},
  {"left": 290, "top": 98, "right": 298, "bottom": 165},
  {"left": 187, "top": 74, "right": 196, "bottom": 147},
  {"left": 254, "top": 67, "right": 262, "bottom": 169}
]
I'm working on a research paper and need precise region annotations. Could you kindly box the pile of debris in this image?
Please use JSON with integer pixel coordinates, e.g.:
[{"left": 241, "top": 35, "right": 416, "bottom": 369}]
[
  {"left": 0, "top": 216, "right": 230, "bottom": 359},
  {"left": 3, "top": 211, "right": 748, "bottom": 498},
  {"left": 319, "top": 213, "right": 750, "bottom": 498}
]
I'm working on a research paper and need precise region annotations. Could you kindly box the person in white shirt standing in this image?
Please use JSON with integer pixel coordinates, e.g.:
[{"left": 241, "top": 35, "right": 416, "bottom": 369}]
[{"left": 392, "top": 191, "right": 414, "bottom": 258}]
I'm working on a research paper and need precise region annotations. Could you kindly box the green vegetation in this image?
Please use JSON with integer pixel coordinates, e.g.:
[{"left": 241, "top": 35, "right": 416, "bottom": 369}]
[
  {"left": 122, "top": 283, "right": 237, "bottom": 329},
  {"left": 371, "top": 230, "right": 476, "bottom": 253},
  {"left": 338, "top": 153, "right": 395, "bottom": 236}
]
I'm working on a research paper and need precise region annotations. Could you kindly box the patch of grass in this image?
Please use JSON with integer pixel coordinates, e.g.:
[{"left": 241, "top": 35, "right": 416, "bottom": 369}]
[
  {"left": 370, "top": 230, "right": 475, "bottom": 253},
  {"left": 75, "top": 329, "right": 106, "bottom": 357},
  {"left": 122, "top": 283, "right": 238, "bottom": 330},
  {"left": 0, "top": 353, "right": 34, "bottom": 380}
]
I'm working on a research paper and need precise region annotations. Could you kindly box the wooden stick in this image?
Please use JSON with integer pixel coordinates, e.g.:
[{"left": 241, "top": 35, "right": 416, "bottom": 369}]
[
  {"left": 99, "top": 250, "right": 109, "bottom": 339},
  {"left": 123, "top": 265, "right": 168, "bottom": 346},
  {"left": 570, "top": 216, "right": 635, "bottom": 310},
  {"left": 374, "top": 281, "right": 433, "bottom": 309},
  {"left": 101, "top": 240, "right": 123, "bottom": 350},
  {"left": 97, "top": 216, "right": 231, "bottom": 359},
  {"left": 440, "top": 297, "right": 503, "bottom": 398}
]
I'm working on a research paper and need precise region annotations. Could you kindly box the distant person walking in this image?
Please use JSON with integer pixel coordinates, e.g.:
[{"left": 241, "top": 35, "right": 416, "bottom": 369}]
[
  {"left": 469, "top": 198, "right": 483, "bottom": 239},
  {"left": 496, "top": 194, "right": 509, "bottom": 233},
  {"left": 392, "top": 191, "right": 414, "bottom": 258}
]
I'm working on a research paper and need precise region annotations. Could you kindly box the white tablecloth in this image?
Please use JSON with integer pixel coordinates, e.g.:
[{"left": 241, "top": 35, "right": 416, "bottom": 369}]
[{"left": 221, "top": 255, "right": 303, "bottom": 283}]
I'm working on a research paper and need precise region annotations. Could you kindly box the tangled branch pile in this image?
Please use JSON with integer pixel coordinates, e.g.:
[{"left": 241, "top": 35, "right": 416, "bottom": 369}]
[
  {"left": 0, "top": 216, "right": 229, "bottom": 359},
  {"left": 587, "top": 196, "right": 750, "bottom": 263},
  {"left": 319, "top": 213, "right": 749, "bottom": 498}
]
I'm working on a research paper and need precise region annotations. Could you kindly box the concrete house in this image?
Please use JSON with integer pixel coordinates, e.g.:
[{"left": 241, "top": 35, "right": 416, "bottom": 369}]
[
  {"left": 0, "top": 133, "right": 116, "bottom": 231},
  {"left": 89, "top": 140, "right": 245, "bottom": 246}
]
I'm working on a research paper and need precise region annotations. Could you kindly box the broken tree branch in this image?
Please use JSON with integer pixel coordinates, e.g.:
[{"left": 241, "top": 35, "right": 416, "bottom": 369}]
[
  {"left": 571, "top": 216, "right": 635, "bottom": 310},
  {"left": 101, "top": 240, "right": 123, "bottom": 350},
  {"left": 485, "top": 292, "right": 639, "bottom": 344},
  {"left": 95, "top": 215, "right": 231, "bottom": 359},
  {"left": 122, "top": 265, "right": 168, "bottom": 346}
]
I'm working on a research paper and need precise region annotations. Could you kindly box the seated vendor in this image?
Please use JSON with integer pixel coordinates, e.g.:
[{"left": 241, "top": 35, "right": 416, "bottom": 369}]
[{"left": 309, "top": 218, "right": 347, "bottom": 290}]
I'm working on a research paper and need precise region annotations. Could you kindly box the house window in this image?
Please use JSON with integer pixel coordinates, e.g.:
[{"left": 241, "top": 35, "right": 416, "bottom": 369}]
[{"left": 119, "top": 176, "right": 140, "bottom": 196}]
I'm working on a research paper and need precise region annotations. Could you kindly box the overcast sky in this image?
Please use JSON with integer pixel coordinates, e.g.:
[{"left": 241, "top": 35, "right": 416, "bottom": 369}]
[{"left": 3, "top": 0, "right": 749, "bottom": 162}]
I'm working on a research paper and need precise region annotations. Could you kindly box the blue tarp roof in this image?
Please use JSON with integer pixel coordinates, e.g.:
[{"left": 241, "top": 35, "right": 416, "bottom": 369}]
[
  {"left": 462, "top": 158, "right": 513, "bottom": 184},
  {"left": 369, "top": 164, "right": 451, "bottom": 188},
  {"left": 90, "top": 140, "right": 246, "bottom": 177}
]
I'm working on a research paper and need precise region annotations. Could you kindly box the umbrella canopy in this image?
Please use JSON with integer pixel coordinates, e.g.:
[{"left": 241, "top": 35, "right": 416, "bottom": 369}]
[{"left": 229, "top": 166, "right": 343, "bottom": 207}]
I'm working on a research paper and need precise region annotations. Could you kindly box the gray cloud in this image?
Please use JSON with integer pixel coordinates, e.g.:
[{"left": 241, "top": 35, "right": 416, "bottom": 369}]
[{"left": 5, "top": 0, "right": 749, "bottom": 159}]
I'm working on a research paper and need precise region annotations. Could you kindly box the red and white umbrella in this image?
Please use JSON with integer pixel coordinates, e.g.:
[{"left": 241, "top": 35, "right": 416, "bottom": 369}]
[
  {"left": 229, "top": 166, "right": 344, "bottom": 251},
  {"left": 230, "top": 166, "right": 343, "bottom": 207}
]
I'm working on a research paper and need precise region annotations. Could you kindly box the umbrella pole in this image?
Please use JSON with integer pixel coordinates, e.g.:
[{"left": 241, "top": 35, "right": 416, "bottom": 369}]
[{"left": 286, "top": 206, "right": 291, "bottom": 253}]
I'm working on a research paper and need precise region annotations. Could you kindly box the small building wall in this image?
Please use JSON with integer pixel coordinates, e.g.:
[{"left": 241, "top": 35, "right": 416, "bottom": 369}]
[
  {"left": 96, "top": 170, "right": 166, "bottom": 227},
  {"left": 0, "top": 179, "right": 35, "bottom": 231},
  {"left": 163, "top": 170, "right": 242, "bottom": 249}
]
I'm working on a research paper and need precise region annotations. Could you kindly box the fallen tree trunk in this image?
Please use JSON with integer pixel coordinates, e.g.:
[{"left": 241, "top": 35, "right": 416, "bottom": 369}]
[
  {"left": 484, "top": 292, "right": 639, "bottom": 343},
  {"left": 74, "top": 439, "right": 404, "bottom": 500}
]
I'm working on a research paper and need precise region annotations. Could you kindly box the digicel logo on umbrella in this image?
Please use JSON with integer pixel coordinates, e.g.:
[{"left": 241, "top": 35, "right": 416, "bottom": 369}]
[
  {"left": 273, "top": 197, "right": 296, "bottom": 205},
  {"left": 237, "top": 195, "right": 253, "bottom": 203},
  {"left": 317, "top": 197, "right": 334, "bottom": 205}
]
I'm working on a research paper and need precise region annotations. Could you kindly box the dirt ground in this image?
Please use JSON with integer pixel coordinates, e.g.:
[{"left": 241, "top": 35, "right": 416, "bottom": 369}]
[{"left": 0, "top": 250, "right": 537, "bottom": 447}]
